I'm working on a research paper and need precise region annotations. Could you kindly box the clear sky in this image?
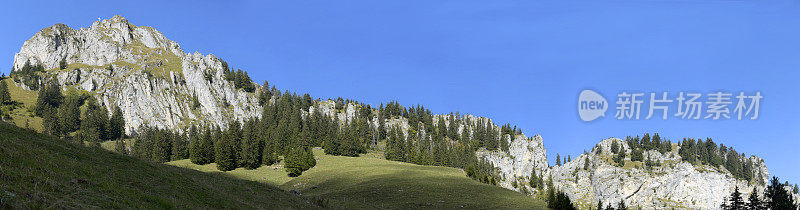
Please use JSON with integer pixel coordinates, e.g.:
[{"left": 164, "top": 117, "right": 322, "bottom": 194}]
[{"left": 1, "top": 0, "right": 798, "bottom": 183}]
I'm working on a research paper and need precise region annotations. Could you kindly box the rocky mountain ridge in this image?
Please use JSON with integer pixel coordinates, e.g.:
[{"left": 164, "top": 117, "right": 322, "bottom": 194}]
[
  {"left": 12, "top": 15, "right": 261, "bottom": 135},
  {"left": 9, "top": 16, "right": 794, "bottom": 209}
]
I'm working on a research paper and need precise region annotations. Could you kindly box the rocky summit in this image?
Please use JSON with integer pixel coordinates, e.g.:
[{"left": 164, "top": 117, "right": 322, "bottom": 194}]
[
  {"left": 9, "top": 16, "right": 797, "bottom": 209},
  {"left": 12, "top": 15, "right": 260, "bottom": 135}
]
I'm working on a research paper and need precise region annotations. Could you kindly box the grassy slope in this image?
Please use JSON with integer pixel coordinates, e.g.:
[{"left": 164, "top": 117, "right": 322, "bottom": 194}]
[
  {"left": 2, "top": 79, "right": 43, "bottom": 132},
  {"left": 168, "top": 149, "right": 546, "bottom": 209},
  {"left": 0, "top": 122, "right": 320, "bottom": 209}
]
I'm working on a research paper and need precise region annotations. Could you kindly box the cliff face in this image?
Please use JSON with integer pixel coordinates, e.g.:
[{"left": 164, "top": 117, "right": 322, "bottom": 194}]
[
  {"left": 11, "top": 16, "right": 793, "bottom": 209},
  {"left": 485, "top": 137, "right": 779, "bottom": 209},
  {"left": 12, "top": 15, "right": 261, "bottom": 134}
]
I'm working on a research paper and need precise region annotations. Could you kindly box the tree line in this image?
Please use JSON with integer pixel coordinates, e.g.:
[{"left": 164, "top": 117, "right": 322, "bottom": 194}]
[
  {"left": 678, "top": 137, "right": 759, "bottom": 182},
  {"left": 221, "top": 60, "right": 255, "bottom": 93},
  {"left": 33, "top": 79, "right": 125, "bottom": 144},
  {"left": 381, "top": 102, "right": 518, "bottom": 185}
]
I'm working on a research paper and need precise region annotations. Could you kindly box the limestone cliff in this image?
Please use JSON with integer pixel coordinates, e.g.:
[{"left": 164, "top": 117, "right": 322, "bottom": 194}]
[{"left": 11, "top": 15, "right": 260, "bottom": 134}]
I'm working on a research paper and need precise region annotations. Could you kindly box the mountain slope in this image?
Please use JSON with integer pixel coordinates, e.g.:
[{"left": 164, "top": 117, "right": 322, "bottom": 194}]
[{"left": 0, "top": 122, "right": 320, "bottom": 209}]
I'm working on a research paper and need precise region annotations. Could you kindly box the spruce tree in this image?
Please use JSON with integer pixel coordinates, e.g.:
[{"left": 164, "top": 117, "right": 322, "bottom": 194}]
[
  {"left": 722, "top": 186, "right": 744, "bottom": 210},
  {"left": 42, "top": 108, "right": 61, "bottom": 137},
  {"left": 611, "top": 140, "right": 620, "bottom": 154},
  {"left": 556, "top": 153, "right": 561, "bottom": 166},
  {"left": 80, "top": 97, "right": 108, "bottom": 143},
  {"left": 617, "top": 200, "right": 627, "bottom": 210},
  {"left": 215, "top": 127, "right": 238, "bottom": 171},
  {"left": 198, "top": 126, "right": 215, "bottom": 164},
  {"left": 747, "top": 187, "right": 762, "bottom": 210},
  {"left": 614, "top": 149, "right": 626, "bottom": 166},
  {"left": 188, "top": 125, "right": 203, "bottom": 164},
  {"left": 171, "top": 133, "right": 188, "bottom": 160},
  {"left": 108, "top": 105, "right": 125, "bottom": 140},
  {"left": 583, "top": 157, "right": 590, "bottom": 170},
  {"left": 764, "top": 176, "right": 798, "bottom": 210},
  {"left": 240, "top": 119, "right": 263, "bottom": 169},
  {"left": 596, "top": 200, "right": 603, "bottom": 210},
  {"left": 57, "top": 92, "right": 81, "bottom": 134},
  {"left": 0, "top": 78, "right": 10, "bottom": 105},
  {"left": 34, "top": 79, "right": 63, "bottom": 116},
  {"left": 258, "top": 80, "right": 271, "bottom": 106},
  {"left": 285, "top": 145, "right": 304, "bottom": 177},
  {"left": 59, "top": 58, "right": 67, "bottom": 70}
]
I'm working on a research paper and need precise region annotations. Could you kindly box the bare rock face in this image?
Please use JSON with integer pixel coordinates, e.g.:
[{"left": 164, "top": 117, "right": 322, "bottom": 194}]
[
  {"left": 511, "top": 138, "right": 776, "bottom": 209},
  {"left": 477, "top": 134, "right": 548, "bottom": 192},
  {"left": 12, "top": 15, "right": 260, "bottom": 134}
]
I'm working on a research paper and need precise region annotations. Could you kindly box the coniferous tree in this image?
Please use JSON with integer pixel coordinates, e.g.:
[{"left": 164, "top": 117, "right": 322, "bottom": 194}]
[
  {"left": 188, "top": 125, "right": 203, "bottom": 163},
  {"left": 0, "top": 78, "right": 10, "bottom": 105},
  {"left": 57, "top": 92, "right": 82, "bottom": 135},
  {"left": 258, "top": 81, "right": 271, "bottom": 106},
  {"left": 548, "top": 189, "right": 577, "bottom": 210},
  {"left": 108, "top": 105, "right": 125, "bottom": 140},
  {"left": 556, "top": 153, "right": 561, "bottom": 166},
  {"left": 747, "top": 187, "right": 763, "bottom": 210},
  {"left": 583, "top": 157, "right": 590, "bottom": 170},
  {"left": 764, "top": 176, "right": 798, "bottom": 210},
  {"left": 597, "top": 200, "right": 603, "bottom": 210},
  {"left": 614, "top": 149, "right": 626, "bottom": 166},
  {"left": 240, "top": 118, "right": 263, "bottom": 169},
  {"left": 630, "top": 148, "right": 644, "bottom": 162},
  {"left": 34, "top": 79, "right": 63, "bottom": 116},
  {"left": 79, "top": 97, "right": 107, "bottom": 143},
  {"left": 721, "top": 186, "right": 745, "bottom": 210},
  {"left": 197, "top": 126, "right": 216, "bottom": 164},
  {"left": 59, "top": 58, "right": 67, "bottom": 70},
  {"left": 285, "top": 145, "right": 313, "bottom": 177},
  {"left": 611, "top": 140, "right": 620, "bottom": 154},
  {"left": 215, "top": 125, "right": 238, "bottom": 171},
  {"left": 171, "top": 132, "right": 188, "bottom": 160},
  {"left": 617, "top": 200, "right": 627, "bottom": 210}
]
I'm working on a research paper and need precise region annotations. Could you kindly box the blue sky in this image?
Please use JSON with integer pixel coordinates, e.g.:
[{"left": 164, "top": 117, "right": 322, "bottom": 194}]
[{"left": 1, "top": 0, "right": 798, "bottom": 183}]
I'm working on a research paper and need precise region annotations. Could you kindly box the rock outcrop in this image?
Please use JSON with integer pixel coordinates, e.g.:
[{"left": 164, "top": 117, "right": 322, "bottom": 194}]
[
  {"left": 12, "top": 15, "right": 261, "bottom": 134},
  {"left": 488, "top": 137, "right": 786, "bottom": 209}
]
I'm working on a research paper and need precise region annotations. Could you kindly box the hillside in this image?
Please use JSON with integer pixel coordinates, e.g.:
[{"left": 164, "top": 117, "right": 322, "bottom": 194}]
[
  {"left": 167, "top": 149, "right": 545, "bottom": 209},
  {"left": 0, "top": 122, "right": 320, "bottom": 209}
]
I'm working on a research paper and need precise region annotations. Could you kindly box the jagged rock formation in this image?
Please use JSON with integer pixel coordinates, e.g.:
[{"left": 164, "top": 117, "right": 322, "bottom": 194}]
[
  {"left": 553, "top": 138, "right": 770, "bottom": 209},
  {"left": 12, "top": 15, "right": 261, "bottom": 134},
  {"left": 485, "top": 136, "right": 793, "bottom": 209},
  {"left": 477, "top": 134, "right": 548, "bottom": 191}
]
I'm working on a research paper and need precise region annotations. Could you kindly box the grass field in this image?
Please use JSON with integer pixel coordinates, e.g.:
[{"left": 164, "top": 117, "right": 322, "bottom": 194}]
[
  {"left": 0, "top": 122, "right": 321, "bottom": 209},
  {"left": 168, "top": 149, "right": 547, "bottom": 209}
]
